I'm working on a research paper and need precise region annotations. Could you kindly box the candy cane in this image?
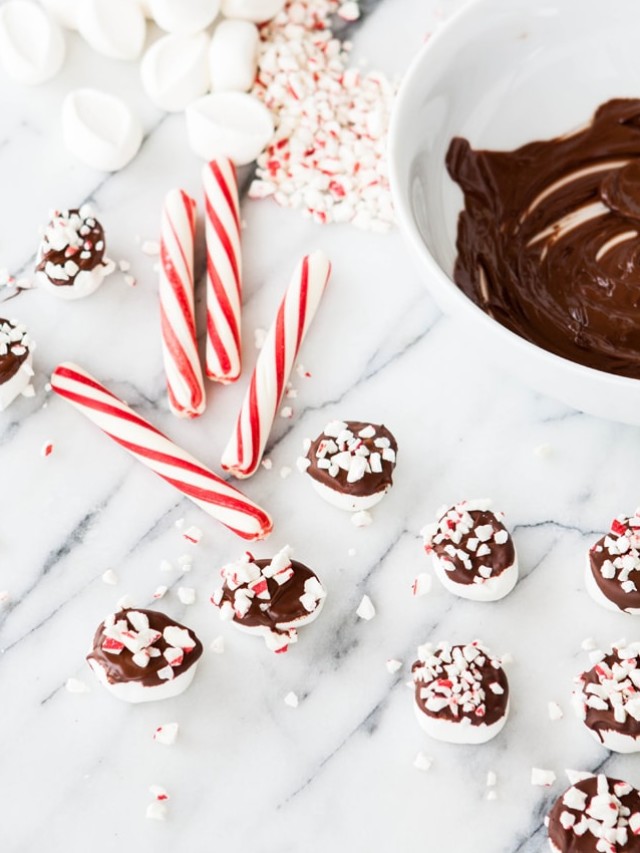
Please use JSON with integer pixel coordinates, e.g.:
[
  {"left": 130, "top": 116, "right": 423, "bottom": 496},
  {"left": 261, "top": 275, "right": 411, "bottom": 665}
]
[
  {"left": 203, "top": 158, "right": 242, "bottom": 384},
  {"left": 51, "top": 363, "right": 272, "bottom": 541},
  {"left": 221, "top": 251, "right": 331, "bottom": 479},
  {"left": 160, "top": 188, "right": 205, "bottom": 418}
]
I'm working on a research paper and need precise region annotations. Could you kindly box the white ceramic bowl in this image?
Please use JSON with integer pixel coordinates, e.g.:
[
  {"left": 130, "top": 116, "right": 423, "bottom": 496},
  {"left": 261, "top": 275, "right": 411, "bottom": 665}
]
[{"left": 389, "top": 0, "right": 640, "bottom": 425}]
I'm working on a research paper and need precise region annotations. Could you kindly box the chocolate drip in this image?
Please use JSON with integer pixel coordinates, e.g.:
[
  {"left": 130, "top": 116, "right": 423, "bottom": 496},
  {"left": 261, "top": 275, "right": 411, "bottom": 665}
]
[{"left": 447, "top": 98, "right": 640, "bottom": 378}]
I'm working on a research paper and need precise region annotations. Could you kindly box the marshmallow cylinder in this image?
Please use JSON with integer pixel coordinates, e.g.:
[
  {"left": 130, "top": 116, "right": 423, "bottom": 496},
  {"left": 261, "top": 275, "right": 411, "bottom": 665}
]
[
  {"left": 431, "top": 553, "right": 519, "bottom": 602},
  {"left": 159, "top": 189, "right": 206, "bottom": 418},
  {"left": 88, "top": 657, "right": 199, "bottom": 703},
  {"left": 414, "top": 700, "right": 509, "bottom": 744},
  {"left": 221, "top": 251, "right": 331, "bottom": 478},
  {"left": 50, "top": 362, "right": 273, "bottom": 540},
  {"left": 186, "top": 92, "right": 274, "bottom": 166},
  {"left": 62, "top": 89, "right": 143, "bottom": 172},
  {"left": 203, "top": 158, "right": 242, "bottom": 384},
  {"left": 209, "top": 20, "right": 258, "bottom": 92},
  {"left": 77, "top": 0, "right": 146, "bottom": 61},
  {"left": 141, "top": 32, "right": 210, "bottom": 113},
  {"left": 0, "top": 1, "right": 65, "bottom": 86},
  {"left": 309, "top": 477, "right": 389, "bottom": 512},
  {"left": 221, "top": 0, "right": 285, "bottom": 22},
  {"left": 38, "top": 264, "right": 115, "bottom": 300},
  {"left": 149, "top": 0, "right": 220, "bottom": 34}
]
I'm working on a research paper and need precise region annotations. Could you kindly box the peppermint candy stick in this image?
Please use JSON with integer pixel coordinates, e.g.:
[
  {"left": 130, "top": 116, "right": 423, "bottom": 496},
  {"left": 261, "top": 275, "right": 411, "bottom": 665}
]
[
  {"left": 203, "top": 158, "right": 242, "bottom": 384},
  {"left": 221, "top": 251, "right": 331, "bottom": 479},
  {"left": 51, "top": 363, "right": 273, "bottom": 541},
  {"left": 160, "top": 188, "right": 205, "bottom": 418}
]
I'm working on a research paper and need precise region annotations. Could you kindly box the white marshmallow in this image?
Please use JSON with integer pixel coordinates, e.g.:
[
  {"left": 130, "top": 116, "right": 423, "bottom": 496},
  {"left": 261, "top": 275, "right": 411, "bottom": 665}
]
[
  {"left": 62, "top": 89, "right": 143, "bottom": 172},
  {"left": 0, "top": 1, "right": 65, "bottom": 85},
  {"left": 584, "top": 557, "right": 640, "bottom": 615},
  {"left": 77, "top": 0, "right": 146, "bottom": 61},
  {"left": 88, "top": 657, "right": 199, "bottom": 703},
  {"left": 414, "top": 698, "right": 509, "bottom": 745},
  {"left": 309, "top": 476, "right": 389, "bottom": 512},
  {"left": 36, "top": 259, "right": 115, "bottom": 300},
  {"left": 141, "top": 32, "right": 210, "bottom": 112},
  {"left": 39, "top": 0, "right": 79, "bottom": 29},
  {"left": 430, "top": 553, "right": 519, "bottom": 602},
  {"left": 209, "top": 19, "right": 258, "bottom": 92},
  {"left": 221, "top": 0, "right": 285, "bottom": 23},
  {"left": 186, "top": 92, "right": 274, "bottom": 165},
  {"left": 0, "top": 353, "right": 33, "bottom": 411},
  {"left": 149, "top": 0, "right": 220, "bottom": 35}
]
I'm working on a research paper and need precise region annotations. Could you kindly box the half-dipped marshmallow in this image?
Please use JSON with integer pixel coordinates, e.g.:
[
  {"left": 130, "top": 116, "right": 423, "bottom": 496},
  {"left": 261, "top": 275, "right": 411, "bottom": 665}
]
[
  {"left": 422, "top": 499, "right": 518, "bottom": 602},
  {"left": 0, "top": 319, "right": 35, "bottom": 410},
  {"left": 87, "top": 608, "right": 203, "bottom": 703},
  {"left": 547, "top": 774, "right": 640, "bottom": 852},
  {"left": 35, "top": 206, "right": 115, "bottom": 299},
  {"left": 411, "top": 640, "right": 509, "bottom": 744},
  {"left": 211, "top": 545, "right": 326, "bottom": 652},
  {"left": 299, "top": 420, "right": 398, "bottom": 512},
  {"left": 587, "top": 512, "right": 640, "bottom": 615},
  {"left": 572, "top": 641, "right": 640, "bottom": 753}
]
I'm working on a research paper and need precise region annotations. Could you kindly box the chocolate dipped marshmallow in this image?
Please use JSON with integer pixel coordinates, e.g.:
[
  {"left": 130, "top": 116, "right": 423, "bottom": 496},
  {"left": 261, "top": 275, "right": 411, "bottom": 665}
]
[
  {"left": 36, "top": 205, "right": 114, "bottom": 299},
  {"left": 573, "top": 641, "right": 640, "bottom": 753},
  {"left": 87, "top": 608, "right": 203, "bottom": 703},
  {"left": 587, "top": 512, "right": 640, "bottom": 615},
  {"left": 298, "top": 420, "right": 397, "bottom": 511},
  {"left": 547, "top": 774, "right": 640, "bottom": 852},
  {"left": 423, "top": 500, "right": 518, "bottom": 602},
  {"left": 411, "top": 640, "right": 509, "bottom": 744},
  {"left": 211, "top": 545, "right": 326, "bottom": 653},
  {"left": 0, "top": 319, "right": 34, "bottom": 410}
]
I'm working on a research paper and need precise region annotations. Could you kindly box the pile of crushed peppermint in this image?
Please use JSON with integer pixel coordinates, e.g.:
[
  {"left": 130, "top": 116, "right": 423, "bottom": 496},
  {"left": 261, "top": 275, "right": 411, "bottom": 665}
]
[
  {"left": 101, "top": 610, "right": 196, "bottom": 679},
  {"left": 250, "top": 0, "right": 396, "bottom": 231},
  {"left": 575, "top": 642, "right": 640, "bottom": 724}
]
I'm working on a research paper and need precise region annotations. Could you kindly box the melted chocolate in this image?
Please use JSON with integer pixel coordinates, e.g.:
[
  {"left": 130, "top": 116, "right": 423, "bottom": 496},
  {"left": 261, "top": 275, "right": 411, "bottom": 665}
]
[
  {"left": 447, "top": 98, "right": 640, "bottom": 378},
  {"left": 0, "top": 318, "right": 29, "bottom": 385},
  {"left": 87, "top": 608, "right": 202, "bottom": 687},
  {"left": 411, "top": 643, "right": 508, "bottom": 728},
  {"left": 577, "top": 650, "right": 640, "bottom": 743},
  {"left": 548, "top": 776, "right": 640, "bottom": 852},
  {"left": 306, "top": 421, "right": 397, "bottom": 498},
  {"left": 218, "top": 559, "right": 320, "bottom": 635},
  {"left": 36, "top": 208, "right": 106, "bottom": 287}
]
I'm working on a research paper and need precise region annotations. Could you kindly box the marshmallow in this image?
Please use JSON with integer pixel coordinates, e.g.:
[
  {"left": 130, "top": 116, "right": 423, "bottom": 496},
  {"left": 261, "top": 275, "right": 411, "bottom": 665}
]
[
  {"left": 88, "top": 656, "right": 198, "bottom": 703},
  {"left": 209, "top": 19, "right": 258, "bottom": 92},
  {"left": 62, "top": 89, "right": 143, "bottom": 172},
  {"left": 0, "top": 1, "right": 65, "bottom": 86},
  {"left": 39, "top": 0, "right": 79, "bottom": 29},
  {"left": 149, "top": 0, "right": 220, "bottom": 35},
  {"left": 221, "top": 0, "right": 285, "bottom": 23},
  {"left": 414, "top": 703, "right": 509, "bottom": 745},
  {"left": 77, "top": 0, "right": 146, "bottom": 61},
  {"left": 141, "top": 32, "right": 210, "bottom": 113},
  {"left": 309, "top": 476, "right": 388, "bottom": 512},
  {"left": 584, "top": 557, "right": 640, "bottom": 615},
  {"left": 186, "top": 92, "right": 274, "bottom": 165}
]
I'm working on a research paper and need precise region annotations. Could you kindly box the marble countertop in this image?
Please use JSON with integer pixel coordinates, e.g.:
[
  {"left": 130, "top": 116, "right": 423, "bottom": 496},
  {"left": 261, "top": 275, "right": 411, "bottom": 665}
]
[{"left": 2, "top": 1, "right": 640, "bottom": 851}]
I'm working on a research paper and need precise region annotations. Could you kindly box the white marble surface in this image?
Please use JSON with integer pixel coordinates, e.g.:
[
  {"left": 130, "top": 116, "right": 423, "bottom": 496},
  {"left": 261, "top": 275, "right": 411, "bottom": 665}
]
[{"left": 1, "top": 2, "right": 640, "bottom": 852}]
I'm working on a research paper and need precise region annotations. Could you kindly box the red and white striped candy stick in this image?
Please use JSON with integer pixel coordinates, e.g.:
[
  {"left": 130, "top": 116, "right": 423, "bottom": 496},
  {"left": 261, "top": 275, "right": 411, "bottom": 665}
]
[
  {"left": 160, "top": 188, "right": 206, "bottom": 418},
  {"left": 51, "top": 363, "right": 273, "bottom": 541},
  {"left": 203, "top": 158, "right": 242, "bottom": 384},
  {"left": 221, "top": 251, "right": 331, "bottom": 479}
]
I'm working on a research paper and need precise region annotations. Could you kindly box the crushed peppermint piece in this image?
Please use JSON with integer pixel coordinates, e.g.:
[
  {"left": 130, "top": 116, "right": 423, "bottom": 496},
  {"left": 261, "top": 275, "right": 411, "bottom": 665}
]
[
  {"left": 565, "top": 769, "right": 593, "bottom": 785},
  {"left": 356, "top": 594, "right": 375, "bottom": 620},
  {"left": 117, "top": 594, "right": 134, "bottom": 609},
  {"left": 548, "top": 701, "right": 564, "bottom": 721},
  {"left": 261, "top": 458, "right": 273, "bottom": 470},
  {"left": 280, "top": 466, "right": 292, "bottom": 479},
  {"left": 486, "top": 789, "right": 498, "bottom": 801},
  {"left": 153, "top": 723, "right": 179, "bottom": 745},
  {"left": 145, "top": 801, "right": 167, "bottom": 821},
  {"left": 531, "top": 768, "right": 556, "bottom": 787},
  {"left": 182, "top": 526, "right": 203, "bottom": 544},
  {"left": 159, "top": 559, "right": 173, "bottom": 573},
  {"left": 101, "top": 569, "right": 119, "bottom": 585},
  {"left": 486, "top": 771, "right": 497, "bottom": 787},
  {"left": 153, "top": 586, "right": 168, "bottom": 600},
  {"left": 280, "top": 406, "right": 293, "bottom": 419},
  {"left": 411, "top": 573, "right": 432, "bottom": 597},
  {"left": 40, "top": 441, "right": 54, "bottom": 457},
  {"left": 581, "top": 637, "right": 597, "bottom": 651},
  {"left": 413, "top": 752, "right": 433, "bottom": 772},
  {"left": 21, "top": 384, "right": 35, "bottom": 398},
  {"left": 352, "top": 510, "right": 373, "bottom": 528},
  {"left": 284, "top": 691, "right": 299, "bottom": 708},
  {"left": 534, "top": 443, "right": 553, "bottom": 458},
  {"left": 0, "top": 590, "right": 9, "bottom": 604},
  {"left": 386, "top": 658, "right": 402, "bottom": 674},
  {"left": 66, "top": 677, "right": 90, "bottom": 694},
  {"left": 210, "top": 636, "right": 225, "bottom": 654},
  {"left": 348, "top": 547, "right": 357, "bottom": 557},
  {"left": 177, "top": 587, "right": 196, "bottom": 605},
  {"left": 141, "top": 240, "right": 160, "bottom": 256}
]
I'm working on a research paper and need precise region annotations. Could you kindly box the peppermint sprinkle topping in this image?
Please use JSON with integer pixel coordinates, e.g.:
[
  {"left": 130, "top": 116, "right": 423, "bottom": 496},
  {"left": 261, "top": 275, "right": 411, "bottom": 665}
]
[
  {"left": 591, "top": 510, "right": 640, "bottom": 595},
  {"left": 573, "top": 641, "right": 640, "bottom": 729}
]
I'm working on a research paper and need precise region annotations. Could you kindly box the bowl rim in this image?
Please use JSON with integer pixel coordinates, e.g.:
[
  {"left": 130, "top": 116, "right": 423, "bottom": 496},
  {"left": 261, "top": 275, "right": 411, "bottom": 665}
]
[{"left": 387, "top": 0, "right": 639, "bottom": 392}]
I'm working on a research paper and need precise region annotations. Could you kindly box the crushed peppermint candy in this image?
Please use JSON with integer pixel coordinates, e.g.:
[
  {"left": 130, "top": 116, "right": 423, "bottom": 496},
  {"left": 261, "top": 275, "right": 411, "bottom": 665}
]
[
  {"left": 66, "top": 677, "right": 90, "bottom": 694},
  {"left": 210, "top": 636, "right": 225, "bottom": 654},
  {"left": 153, "top": 723, "right": 179, "bottom": 746},
  {"left": 177, "top": 587, "right": 196, "bottom": 606},
  {"left": 423, "top": 499, "right": 515, "bottom": 585},
  {"left": 356, "top": 594, "right": 375, "bottom": 620},
  {"left": 250, "top": 0, "right": 396, "bottom": 231},
  {"left": 548, "top": 701, "right": 564, "bottom": 721},
  {"left": 589, "top": 511, "right": 640, "bottom": 604},
  {"left": 352, "top": 510, "right": 373, "bottom": 528},
  {"left": 182, "top": 525, "right": 203, "bottom": 545},
  {"left": 411, "top": 573, "right": 432, "bottom": 597},
  {"left": 413, "top": 752, "right": 433, "bottom": 772},
  {"left": 146, "top": 801, "right": 167, "bottom": 821},
  {"left": 101, "top": 569, "right": 119, "bottom": 586},
  {"left": 284, "top": 691, "right": 299, "bottom": 708},
  {"left": 386, "top": 658, "right": 403, "bottom": 674},
  {"left": 573, "top": 641, "right": 640, "bottom": 735},
  {"left": 487, "top": 771, "right": 497, "bottom": 788},
  {"left": 40, "top": 441, "right": 54, "bottom": 457},
  {"left": 532, "top": 768, "right": 556, "bottom": 787}
]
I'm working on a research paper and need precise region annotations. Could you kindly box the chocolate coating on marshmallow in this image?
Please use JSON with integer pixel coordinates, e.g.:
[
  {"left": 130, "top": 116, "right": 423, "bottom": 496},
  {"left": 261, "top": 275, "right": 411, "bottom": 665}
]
[
  {"left": 589, "top": 512, "right": 640, "bottom": 613},
  {"left": 87, "top": 608, "right": 203, "bottom": 688},
  {"left": 547, "top": 774, "right": 640, "bottom": 852},
  {"left": 411, "top": 641, "right": 509, "bottom": 729},
  {"left": 0, "top": 318, "right": 32, "bottom": 385},
  {"left": 424, "top": 500, "right": 515, "bottom": 587},
  {"left": 301, "top": 420, "right": 397, "bottom": 504},
  {"left": 36, "top": 205, "right": 113, "bottom": 291},
  {"left": 573, "top": 642, "right": 640, "bottom": 752},
  {"left": 211, "top": 546, "right": 326, "bottom": 652}
]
